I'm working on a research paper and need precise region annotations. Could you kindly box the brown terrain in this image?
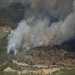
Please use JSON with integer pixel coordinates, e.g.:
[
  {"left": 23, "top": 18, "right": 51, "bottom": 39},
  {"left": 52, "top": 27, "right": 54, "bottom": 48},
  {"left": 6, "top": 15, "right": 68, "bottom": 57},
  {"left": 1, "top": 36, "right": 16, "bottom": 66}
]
[
  {"left": 0, "top": 27, "right": 11, "bottom": 33},
  {"left": 14, "top": 46, "right": 75, "bottom": 68},
  {"left": 4, "top": 66, "right": 61, "bottom": 75}
]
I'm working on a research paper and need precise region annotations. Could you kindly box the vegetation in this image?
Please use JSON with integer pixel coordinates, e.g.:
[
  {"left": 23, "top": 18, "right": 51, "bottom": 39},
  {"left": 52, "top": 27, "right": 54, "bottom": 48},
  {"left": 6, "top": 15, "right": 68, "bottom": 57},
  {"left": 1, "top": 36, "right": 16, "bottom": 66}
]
[
  {"left": 0, "top": 68, "right": 75, "bottom": 75},
  {"left": 64, "top": 52, "right": 75, "bottom": 59},
  {"left": 0, "top": 2, "right": 24, "bottom": 29},
  {"left": 0, "top": 1, "right": 75, "bottom": 75},
  {"left": 0, "top": 72, "right": 18, "bottom": 75},
  {"left": 0, "top": 26, "right": 75, "bottom": 75},
  {"left": 0, "top": 37, "right": 8, "bottom": 65},
  {"left": 51, "top": 69, "right": 75, "bottom": 75}
]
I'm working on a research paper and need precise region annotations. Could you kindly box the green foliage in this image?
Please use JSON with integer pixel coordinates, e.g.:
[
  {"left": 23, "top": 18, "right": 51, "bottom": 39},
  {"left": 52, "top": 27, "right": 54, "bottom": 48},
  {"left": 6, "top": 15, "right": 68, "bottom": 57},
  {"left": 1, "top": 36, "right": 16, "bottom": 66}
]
[
  {"left": 0, "top": 16, "right": 17, "bottom": 29},
  {"left": 61, "top": 69, "right": 75, "bottom": 75},
  {"left": 0, "top": 32, "right": 8, "bottom": 39},
  {"left": 0, "top": 2, "right": 24, "bottom": 29},
  {"left": 0, "top": 36, "right": 7, "bottom": 51},
  {"left": 0, "top": 33, "right": 10, "bottom": 71},
  {"left": 0, "top": 36, "right": 8, "bottom": 65},
  {"left": 0, "top": 72, "right": 18, "bottom": 75},
  {"left": 51, "top": 69, "right": 75, "bottom": 75},
  {"left": 0, "top": 62, "right": 8, "bottom": 71}
]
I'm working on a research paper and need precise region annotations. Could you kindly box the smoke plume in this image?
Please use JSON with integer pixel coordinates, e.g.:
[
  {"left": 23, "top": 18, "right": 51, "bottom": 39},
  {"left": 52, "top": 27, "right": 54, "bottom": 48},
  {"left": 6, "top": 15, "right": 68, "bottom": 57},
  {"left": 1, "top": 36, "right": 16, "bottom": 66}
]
[{"left": 7, "top": 0, "right": 75, "bottom": 55}]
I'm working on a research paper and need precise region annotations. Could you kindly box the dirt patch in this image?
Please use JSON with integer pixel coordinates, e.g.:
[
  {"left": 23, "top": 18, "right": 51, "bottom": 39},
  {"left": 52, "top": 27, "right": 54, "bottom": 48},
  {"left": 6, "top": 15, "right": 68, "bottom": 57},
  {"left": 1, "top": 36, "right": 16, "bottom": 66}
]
[
  {"left": 42, "top": 68, "right": 61, "bottom": 74},
  {"left": 3, "top": 67, "right": 61, "bottom": 75},
  {"left": 3, "top": 67, "right": 21, "bottom": 75}
]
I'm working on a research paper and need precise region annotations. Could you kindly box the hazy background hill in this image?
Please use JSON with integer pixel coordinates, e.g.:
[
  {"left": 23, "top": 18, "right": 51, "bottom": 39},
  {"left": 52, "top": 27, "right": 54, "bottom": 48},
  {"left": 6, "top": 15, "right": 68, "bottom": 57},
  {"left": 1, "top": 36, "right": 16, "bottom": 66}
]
[
  {"left": 0, "top": 0, "right": 21, "bottom": 7},
  {"left": 0, "top": 0, "right": 74, "bottom": 26},
  {"left": 0, "top": 1, "right": 24, "bottom": 29}
]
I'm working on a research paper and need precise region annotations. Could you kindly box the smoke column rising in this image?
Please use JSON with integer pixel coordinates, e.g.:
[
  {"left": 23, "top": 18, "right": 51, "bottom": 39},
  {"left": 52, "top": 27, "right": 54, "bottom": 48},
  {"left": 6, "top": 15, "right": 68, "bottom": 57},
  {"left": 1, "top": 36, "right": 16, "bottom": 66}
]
[{"left": 7, "top": 0, "right": 75, "bottom": 55}]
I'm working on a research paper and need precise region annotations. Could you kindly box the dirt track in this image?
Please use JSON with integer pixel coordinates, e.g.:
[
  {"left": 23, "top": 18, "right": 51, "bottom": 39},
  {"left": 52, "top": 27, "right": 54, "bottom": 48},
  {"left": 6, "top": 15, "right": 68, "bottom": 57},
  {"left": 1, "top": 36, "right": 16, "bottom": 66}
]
[
  {"left": 4, "top": 66, "right": 61, "bottom": 75},
  {"left": 3, "top": 60, "right": 62, "bottom": 75}
]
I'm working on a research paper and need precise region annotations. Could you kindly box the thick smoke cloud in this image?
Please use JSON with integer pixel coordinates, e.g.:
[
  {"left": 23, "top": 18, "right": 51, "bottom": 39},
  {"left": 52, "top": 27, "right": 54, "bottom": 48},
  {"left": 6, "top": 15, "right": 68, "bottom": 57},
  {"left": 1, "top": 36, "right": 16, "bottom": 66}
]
[
  {"left": 22, "top": 0, "right": 73, "bottom": 20},
  {"left": 7, "top": 0, "right": 75, "bottom": 55}
]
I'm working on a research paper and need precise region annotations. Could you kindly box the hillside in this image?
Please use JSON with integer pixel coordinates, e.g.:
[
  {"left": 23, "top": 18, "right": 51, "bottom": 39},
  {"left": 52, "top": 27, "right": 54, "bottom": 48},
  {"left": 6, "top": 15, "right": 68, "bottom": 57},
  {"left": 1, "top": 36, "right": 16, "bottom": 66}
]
[
  {"left": 0, "top": 0, "right": 21, "bottom": 7},
  {"left": 0, "top": 0, "right": 75, "bottom": 75},
  {"left": 13, "top": 45, "right": 75, "bottom": 67},
  {"left": 0, "top": 2, "right": 24, "bottom": 29}
]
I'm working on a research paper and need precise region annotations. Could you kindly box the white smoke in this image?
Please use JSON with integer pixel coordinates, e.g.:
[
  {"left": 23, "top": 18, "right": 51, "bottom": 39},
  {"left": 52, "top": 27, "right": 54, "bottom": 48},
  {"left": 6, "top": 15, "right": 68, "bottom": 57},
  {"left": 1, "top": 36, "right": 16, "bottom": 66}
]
[{"left": 7, "top": 0, "right": 75, "bottom": 55}]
